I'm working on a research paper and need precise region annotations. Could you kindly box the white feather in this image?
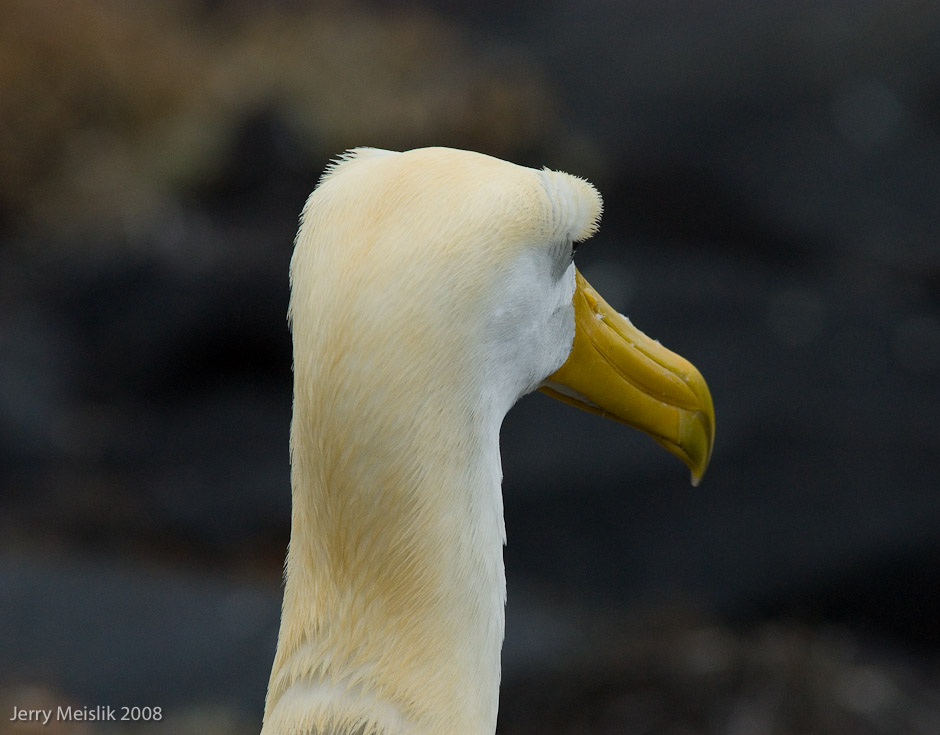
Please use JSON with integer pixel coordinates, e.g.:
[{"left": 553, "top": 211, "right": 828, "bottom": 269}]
[{"left": 262, "top": 147, "right": 602, "bottom": 735}]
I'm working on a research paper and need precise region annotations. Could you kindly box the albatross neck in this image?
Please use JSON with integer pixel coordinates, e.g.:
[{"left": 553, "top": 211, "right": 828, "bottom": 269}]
[{"left": 262, "top": 387, "right": 508, "bottom": 735}]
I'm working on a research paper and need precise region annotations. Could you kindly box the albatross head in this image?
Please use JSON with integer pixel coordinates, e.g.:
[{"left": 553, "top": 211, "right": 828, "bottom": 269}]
[{"left": 263, "top": 147, "right": 714, "bottom": 735}]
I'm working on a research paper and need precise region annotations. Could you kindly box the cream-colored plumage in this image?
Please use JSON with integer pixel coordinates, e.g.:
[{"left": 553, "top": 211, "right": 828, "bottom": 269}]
[{"left": 261, "top": 147, "right": 713, "bottom": 735}]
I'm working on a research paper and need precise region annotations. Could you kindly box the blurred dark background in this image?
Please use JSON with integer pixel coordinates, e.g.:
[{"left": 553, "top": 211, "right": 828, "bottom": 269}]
[{"left": 2, "top": 1, "right": 939, "bottom": 733}]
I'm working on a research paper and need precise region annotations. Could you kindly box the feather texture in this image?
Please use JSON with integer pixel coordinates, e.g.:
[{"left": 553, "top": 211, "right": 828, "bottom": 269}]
[{"left": 262, "top": 147, "right": 602, "bottom": 735}]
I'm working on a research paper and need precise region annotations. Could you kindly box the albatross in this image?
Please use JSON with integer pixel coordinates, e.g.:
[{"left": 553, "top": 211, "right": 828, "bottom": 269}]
[{"left": 261, "top": 146, "right": 714, "bottom": 735}]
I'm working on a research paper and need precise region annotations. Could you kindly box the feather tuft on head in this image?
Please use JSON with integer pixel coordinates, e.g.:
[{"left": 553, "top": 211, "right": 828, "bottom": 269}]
[{"left": 539, "top": 168, "right": 603, "bottom": 243}]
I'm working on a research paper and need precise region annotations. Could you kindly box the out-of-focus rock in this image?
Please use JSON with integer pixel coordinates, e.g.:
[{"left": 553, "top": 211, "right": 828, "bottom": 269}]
[{"left": 499, "top": 608, "right": 940, "bottom": 735}]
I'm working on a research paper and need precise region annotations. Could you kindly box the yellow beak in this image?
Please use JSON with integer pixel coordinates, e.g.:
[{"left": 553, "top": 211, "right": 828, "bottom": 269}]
[{"left": 540, "top": 269, "right": 715, "bottom": 485}]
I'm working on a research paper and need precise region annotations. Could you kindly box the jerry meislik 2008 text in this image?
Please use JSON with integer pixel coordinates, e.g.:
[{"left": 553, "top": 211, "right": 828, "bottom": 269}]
[{"left": 10, "top": 705, "right": 163, "bottom": 725}]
